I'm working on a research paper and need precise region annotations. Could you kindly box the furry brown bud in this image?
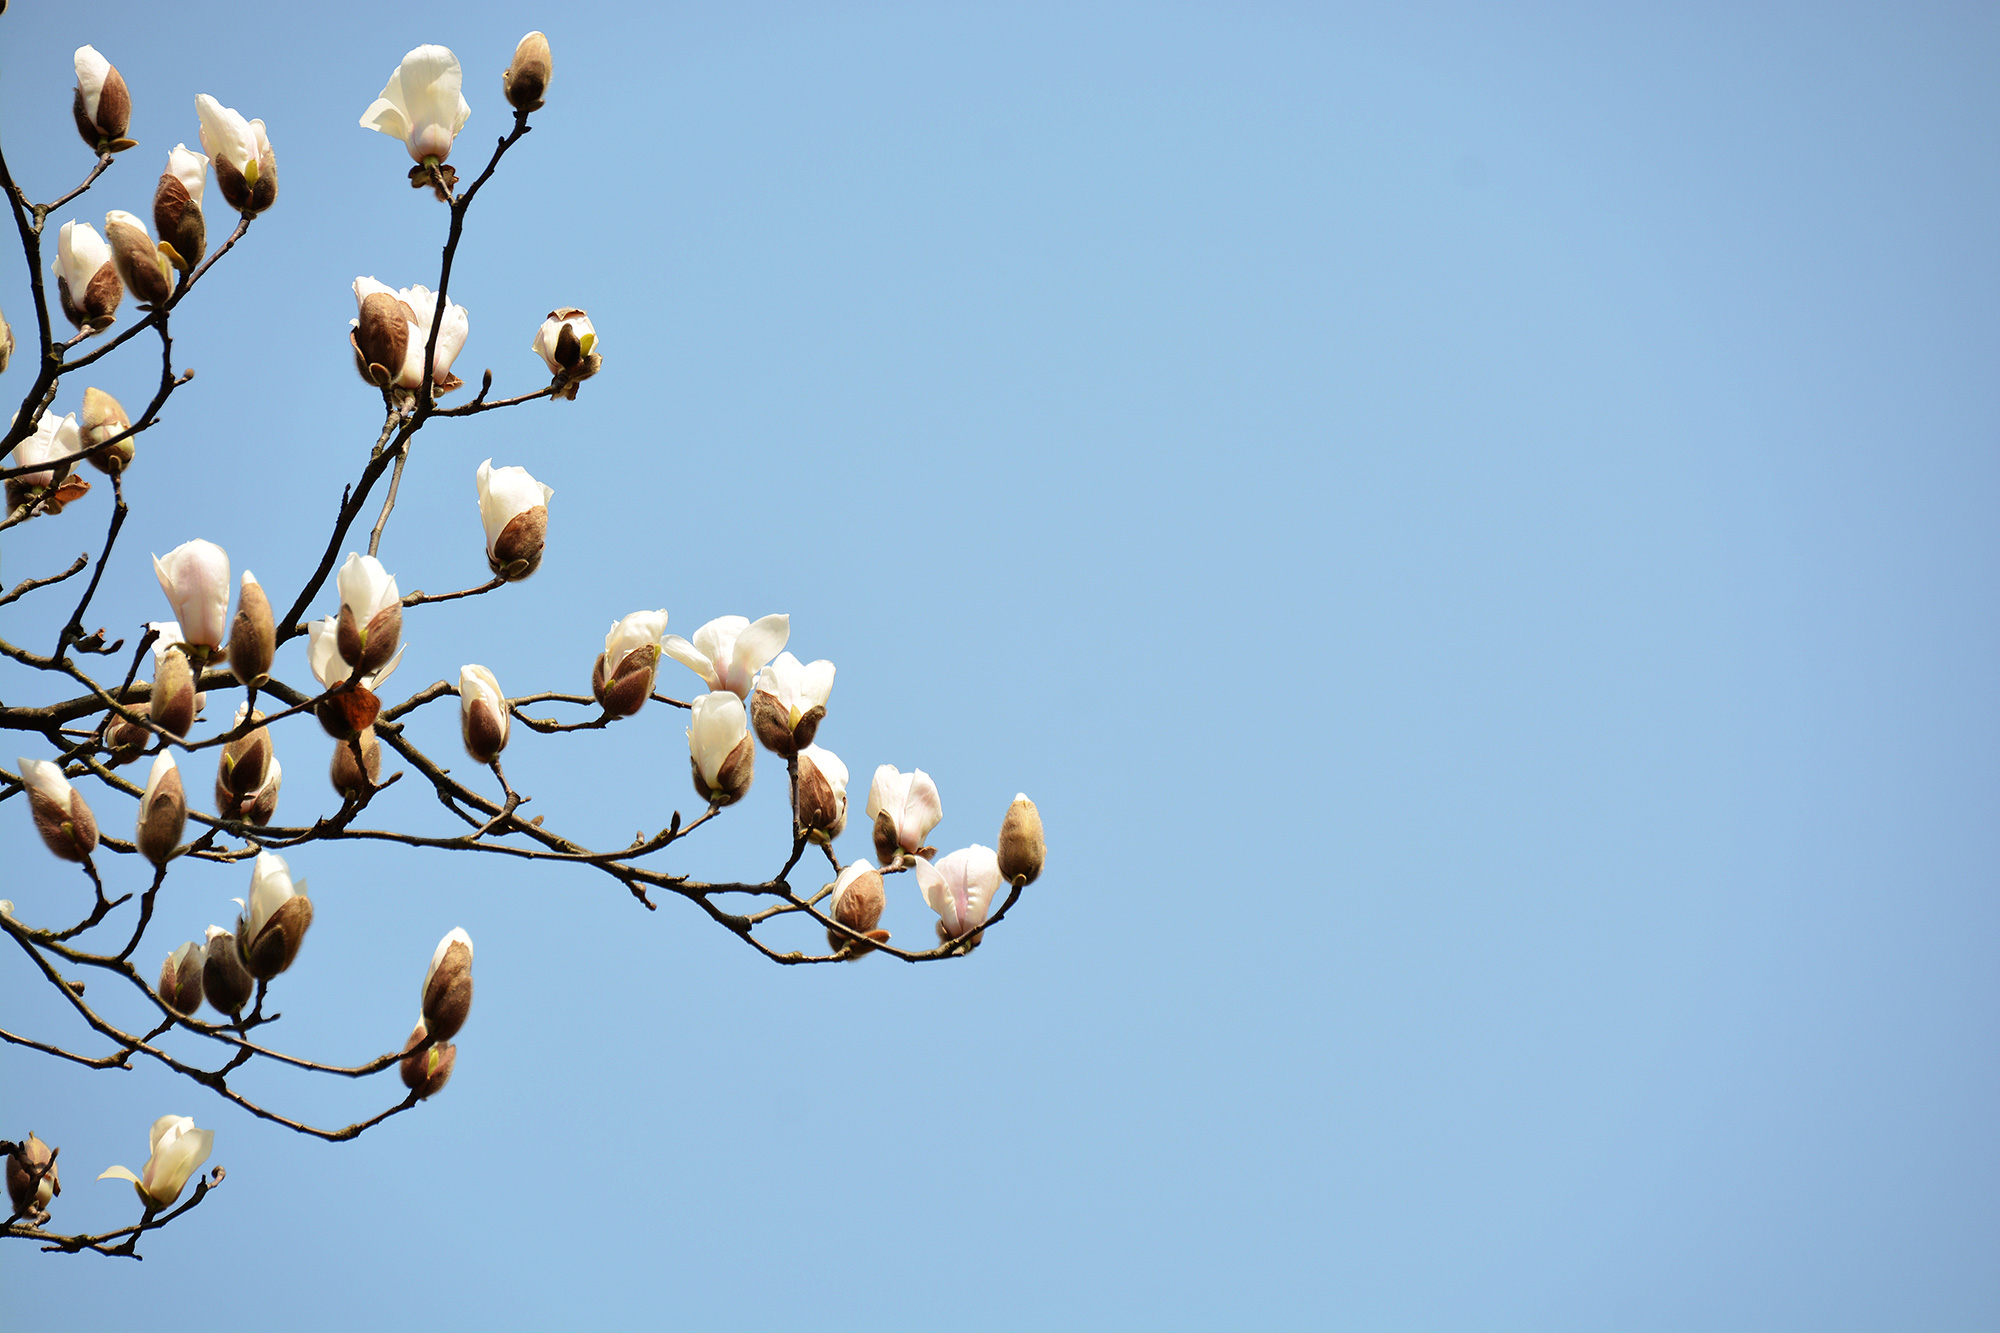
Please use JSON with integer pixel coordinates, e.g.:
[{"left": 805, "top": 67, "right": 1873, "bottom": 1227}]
[
  {"left": 227, "top": 574, "right": 274, "bottom": 686},
  {"left": 150, "top": 648, "right": 196, "bottom": 740},
  {"left": 592, "top": 645, "right": 658, "bottom": 718},
  {"left": 997, "top": 794, "right": 1044, "bottom": 887},
  {"left": 400, "top": 1022, "right": 456, "bottom": 1099},
  {"left": 73, "top": 47, "right": 133, "bottom": 152},
  {"left": 330, "top": 728, "right": 383, "bottom": 801},
  {"left": 79, "top": 387, "right": 133, "bottom": 474},
  {"left": 502, "top": 32, "right": 553, "bottom": 112},
  {"left": 216, "top": 711, "right": 272, "bottom": 801},
  {"left": 202, "top": 928, "right": 253, "bottom": 1015},
  {"left": 352, "top": 292, "right": 411, "bottom": 387},
  {"left": 136, "top": 755, "right": 186, "bottom": 865},
  {"left": 6, "top": 1133, "right": 59, "bottom": 1224},
  {"left": 421, "top": 936, "right": 473, "bottom": 1043},
  {"left": 157, "top": 941, "right": 205, "bottom": 1015}
]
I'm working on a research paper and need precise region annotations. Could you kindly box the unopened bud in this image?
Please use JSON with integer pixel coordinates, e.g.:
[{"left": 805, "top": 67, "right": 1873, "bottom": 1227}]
[
  {"left": 420, "top": 928, "right": 473, "bottom": 1042},
  {"left": 458, "top": 666, "right": 510, "bottom": 764},
  {"left": 157, "top": 940, "right": 204, "bottom": 1015},
  {"left": 226, "top": 572, "right": 274, "bottom": 686},
  {"left": 72, "top": 46, "right": 135, "bottom": 153},
  {"left": 997, "top": 793, "right": 1044, "bottom": 887},
  {"left": 0, "top": 306, "right": 12, "bottom": 374},
  {"left": 150, "top": 647, "right": 196, "bottom": 740},
  {"left": 315, "top": 684, "right": 380, "bottom": 741},
  {"left": 352, "top": 291, "right": 410, "bottom": 388},
  {"left": 502, "top": 32, "right": 553, "bottom": 112},
  {"left": 825, "top": 862, "right": 890, "bottom": 959},
  {"left": 103, "top": 210, "right": 172, "bottom": 308},
  {"left": 239, "top": 851, "right": 311, "bottom": 980},
  {"left": 399, "top": 1021, "right": 456, "bottom": 1099},
  {"left": 136, "top": 752, "right": 186, "bottom": 865},
  {"left": 216, "top": 708, "right": 272, "bottom": 800},
  {"left": 329, "top": 728, "right": 382, "bottom": 800},
  {"left": 153, "top": 143, "right": 207, "bottom": 274},
  {"left": 79, "top": 387, "right": 133, "bottom": 474},
  {"left": 103, "top": 700, "right": 149, "bottom": 766},
  {"left": 593, "top": 645, "right": 658, "bottom": 717},
  {"left": 335, "top": 600, "right": 402, "bottom": 679},
  {"left": 5, "top": 1133, "right": 59, "bottom": 1224},
  {"left": 201, "top": 925, "right": 253, "bottom": 1015},
  {"left": 794, "top": 744, "right": 848, "bottom": 843},
  {"left": 530, "top": 308, "right": 600, "bottom": 399},
  {"left": 18, "top": 757, "right": 97, "bottom": 862}
]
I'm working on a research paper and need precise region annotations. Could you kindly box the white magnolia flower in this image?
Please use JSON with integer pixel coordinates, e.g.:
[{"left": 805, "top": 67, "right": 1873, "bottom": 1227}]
[
  {"left": 687, "top": 690, "right": 753, "bottom": 804},
  {"left": 361, "top": 45, "right": 471, "bottom": 164},
  {"left": 475, "top": 459, "right": 552, "bottom": 576},
  {"left": 104, "top": 209, "right": 172, "bottom": 306},
  {"left": 663, "top": 614, "right": 789, "bottom": 699},
  {"left": 458, "top": 664, "right": 509, "bottom": 763},
  {"left": 98, "top": 1115, "right": 213, "bottom": 1209},
  {"left": 351, "top": 277, "right": 469, "bottom": 391},
  {"left": 337, "top": 551, "right": 399, "bottom": 627},
  {"left": 530, "top": 309, "right": 596, "bottom": 373},
  {"left": 8, "top": 412, "right": 82, "bottom": 490},
  {"left": 194, "top": 95, "right": 276, "bottom": 214},
  {"left": 866, "top": 765, "right": 943, "bottom": 860},
  {"left": 165, "top": 143, "right": 208, "bottom": 209},
  {"left": 52, "top": 220, "right": 119, "bottom": 328},
  {"left": 914, "top": 845, "right": 1005, "bottom": 941},
  {"left": 306, "top": 616, "right": 404, "bottom": 691},
  {"left": 604, "top": 610, "right": 668, "bottom": 669},
  {"left": 242, "top": 851, "right": 305, "bottom": 944},
  {"left": 152, "top": 540, "right": 231, "bottom": 651},
  {"left": 74, "top": 46, "right": 130, "bottom": 144},
  {"left": 752, "top": 652, "right": 833, "bottom": 726}
]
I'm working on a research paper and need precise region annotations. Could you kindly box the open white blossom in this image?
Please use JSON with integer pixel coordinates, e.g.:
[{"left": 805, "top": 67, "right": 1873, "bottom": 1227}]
[
  {"left": 8, "top": 412, "right": 82, "bottom": 491},
  {"left": 194, "top": 95, "right": 276, "bottom": 214},
  {"left": 752, "top": 652, "right": 833, "bottom": 727},
  {"left": 663, "top": 615, "right": 789, "bottom": 699},
  {"left": 866, "top": 765, "right": 943, "bottom": 859},
  {"left": 151, "top": 540, "right": 231, "bottom": 651},
  {"left": 914, "top": 845, "right": 1005, "bottom": 941},
  {"left": 351, "top": 277, "right": 468, "bottom": 391},
  {"left": 98, "top": 1115, "right": 213, "bottom": 1208},
  {"left": 361, "top": 45, "right": 471, "bottom": 164}
]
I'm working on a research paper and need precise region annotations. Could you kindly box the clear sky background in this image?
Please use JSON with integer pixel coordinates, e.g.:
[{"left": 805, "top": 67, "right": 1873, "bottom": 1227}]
[{"left": 2, "top": 2, "right": 1996, "bottom": 1328}]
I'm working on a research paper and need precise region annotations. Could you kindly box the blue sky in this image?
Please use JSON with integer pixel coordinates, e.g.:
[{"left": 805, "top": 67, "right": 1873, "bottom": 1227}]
[{"left": 3, "top": 2, "right": 1996, "bottom": 1328}]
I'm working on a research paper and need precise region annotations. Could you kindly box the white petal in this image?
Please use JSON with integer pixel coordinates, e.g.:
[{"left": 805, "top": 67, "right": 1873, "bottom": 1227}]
[{"left": 660, "top": 636, "right": 718, "bottom": 689}]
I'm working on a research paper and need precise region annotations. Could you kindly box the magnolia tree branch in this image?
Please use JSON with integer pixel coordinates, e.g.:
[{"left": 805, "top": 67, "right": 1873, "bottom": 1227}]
[{"left": 1, "top": 28, "right": 1046, "bottom": 1259}]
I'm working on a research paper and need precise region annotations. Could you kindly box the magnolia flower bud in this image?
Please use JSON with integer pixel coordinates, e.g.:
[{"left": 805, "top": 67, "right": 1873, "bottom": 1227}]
[
  {"left": 103, "top": 210, "right": 172, "bottom": 308},
  {"left": 0, "top": 306, "right": 12, "bottom": 374},
  {"left": 865, "top": 766, "right": 942, "bottom": 866},
  {"left": 348, "top": 278, "right": 468, "bottom": 393},
  {"left": 196, "top": 95, "right": 276, "bottom": 215},
  {"left": 157, "top": 941, "right": 204, "bottom": 1015},
  {"left": 103, "top": 700, "right": 150, "bottom": 766},
  {"left": 502, "top": 32, "right": 553, "bottom": 112},
  {"left": 237, "top": 851, "right": 311, "bottom": 980},
  {"left": 216, "top": 705, "right": 272, "bottom": 801},
  {"left": 6, "top": 1133, "right": 59, "bottom": 1224},
  {"left": 749, "top": 652, "right": 834, "bottom": 758},
  {"left": 79, "top": 387, "right": 132, "bottom": 474},
  {"left": 330, "top": 728, "right": 382, "bottom": 801},
  {"left": 400, "top": 1021, "right": 456, "bottom": 1099},
  {"left": 153, "top": 143, "right": 207, "bottom": 273},
  {"left": 826, "top": 862, "right": 890, "bottom": 958},
  {"left": 663, "top": 614, "right": 788, "bottom": 700},
  {"left": 227, "top": 571, "right": 274, "bottom": 686},
  {"left": 334, "top": 552, "right": 402, "bottom": 677},
  {"left": 152, "top": 539, "right": 230, "bottom": 657},
  {"left": 475, "top": 459, "right": 552, "bottom": 580},
  {"left": 593, "top": 610, "right": 667, "bottom": 717},
  {"left": 98, "top": 1115, "right": 213, "bottom": 1211},
  {"left": 915, "top": 846, "right": 1004, "bottom": 946},
  {"left": 458, "top": 666, "right": 509, "bottom": 765},
  {"left": 421, "top": 927, "right": 473, "bottom": 1042},
  {"left": 18, "top": 757, "right": 98, "bottom": 862},
  {"left": 52, "top": 220, "right": 120, "bottom": 331},
  {"left": 363, "top": 46, "right": 471, "bottom": 166},
  {"left": 201, "top": 925, "right": 253, "bottom": 1015},
  {"left": 215, "top": 748, "right": 281, "bottom": 826},
  {"left": 307, "top": 613, "right": 403, "bottom": 704},
  {"left": 795, "top": 744, "right": 848, "bottom": 843},
  {"left": 6, "top": 412, "right": 87, "bottom": 516},
  {"left": 687, "top": 691, "right": 754, "bottom": 806},
  {"left": 997, "top": 793, "right": 1044, "bottom": 887},
  {"left": 72, "top": 46, "right": 134, "bottom": 153},
  {"left": 530, "top": 309, "right": 599, "bottom": 398},
  {"left": 150, "top": 646, "right": 196, "bottom": 740},
  {"left": 136, "top": 752, "right": 186, "bottom": 866}
]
